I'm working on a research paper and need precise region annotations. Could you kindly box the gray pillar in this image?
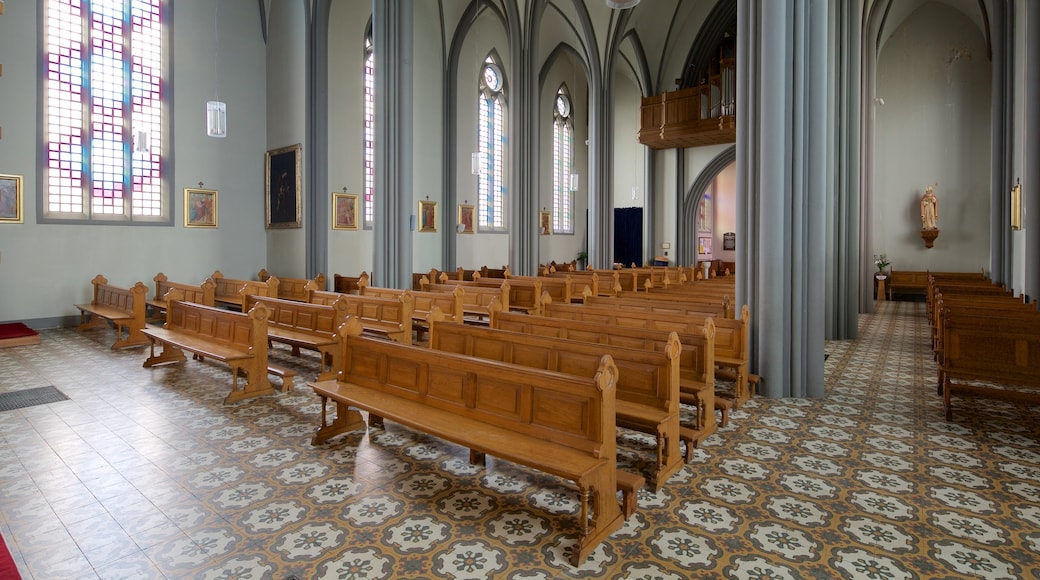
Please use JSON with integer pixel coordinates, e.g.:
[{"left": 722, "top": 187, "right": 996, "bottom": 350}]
[
  {"left": 305, "top": 1, "right": 330, "bottom": 283},
  {"left": 990, "top": 1, "right": 1013, "bottom": 285},
  {"left": 373, "top": 0, "right": 414, "bottom": 289},
  {"left": 826, "top": 0, "right": 860, "bottom": 339},
  {"left": 737, "top": 0, "right": 828, "bottom": 398},
  {"left": 1025, "top": 0, "right": 1040, "bottom": 298}
]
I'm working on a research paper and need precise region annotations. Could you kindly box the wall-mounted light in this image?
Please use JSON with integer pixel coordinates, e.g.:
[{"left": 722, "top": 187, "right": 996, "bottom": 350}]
[
  {"left": 1011, "top": 178, "right": 1022, "bottom": 230},
  {"left": 569, "top": 173, "right": 579, "bottom": 192},
  {"left": 133, "top": 129, "right": 150, "bottom": 154},
  {"left": 206, "top": 101, "right": 227, "bottom": 138},
  {"left": 606, "top": 0, "right": 640, "bottom": 9},
  {"left": 471, "top": 152, "right": 487, "bottom": 175}
]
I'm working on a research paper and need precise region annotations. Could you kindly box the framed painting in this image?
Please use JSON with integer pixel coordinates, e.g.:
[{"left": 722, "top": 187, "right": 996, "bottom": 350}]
[
  {"left": 698, "top": 236, "right": 713, "bottom": 256},
  {"left": 539, "top": 210, "right": 552, "bottom": 235},
  {"left": 184, "top": 187, "right": 218, "bottom": 228},
  {"left": 265, "top": 143, "right": 302, "bottom": 228},
  {"left": 333, "top": 193, "right": 359, "bottom": 230},
  {"left": 457, "top": 204, "right": 475, "bottom": 234},
  {"left": 0, "top": 174, "right": 23, "bottom": 224},
  {"left": 419, "top": 199, "right": 437, "bottom": 232}
]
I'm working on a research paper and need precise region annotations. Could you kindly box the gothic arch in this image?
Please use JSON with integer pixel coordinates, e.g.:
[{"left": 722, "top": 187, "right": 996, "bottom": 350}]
[{"left": 680, "top": 145, "right": 736, "bottom": 266}]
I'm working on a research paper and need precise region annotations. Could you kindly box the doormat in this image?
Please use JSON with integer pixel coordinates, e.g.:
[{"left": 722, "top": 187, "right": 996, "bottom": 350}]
[
  {"left": 0, "top": 323, "right": 40, "bottom": 348},
  {"left": 0, "top": 386, "right": 69, "bottom": 412}
]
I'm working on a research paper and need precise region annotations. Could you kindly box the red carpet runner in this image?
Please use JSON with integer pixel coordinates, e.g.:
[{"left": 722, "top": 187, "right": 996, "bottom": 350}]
[{"left": 0, "top": 532, "right": 20, "bottom": 579}]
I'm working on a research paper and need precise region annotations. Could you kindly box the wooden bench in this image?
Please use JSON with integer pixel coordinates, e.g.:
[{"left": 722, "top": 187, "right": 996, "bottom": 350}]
[
  {"left": 141, "top": 300, "right": 278, "bottom": 404},
  {"left": 490, "top": 309, "right": 720, "bottom": 447},
  {"left": 243, "top": 294, "right": 350, "bottom": 384},
  {"left": 259, "top": 269, "right": 326, "bottom": 301},
  {"left": 888, "top": 268, "right": 985, "bottom": 301},
  {"left": 538, "top": 299, "right": 754, "bottom": 407},
  {"left": 940, "top": 311, "right": 1040, "bottom": 420},
  {"left": 438, "top": 275, "right": 542, "bottom": 315},
  {"left": 75, "top": 275, "right": 150, "bottom": 349},
  {"left": 428, "top": 318, "right": 684, "bottom": 490},
  {"left": 360, "top": 285, "right": 464, "bottom": 341},
  {"left": 307, "top": 284, "right": 413, "bottom": 343},
  {"left": 582, "top": 293, "right": 728, "bottom": 319},
  {"left": 211, "top": 270, "right": 279, "bottom": 310},
  {"left": 421, "top": 277, "right": 510, "bottom": 323},
  {"left": 334, "top": 272, "right": 370, "bottom": 294},
  {"left": 148, "top": 273, "right": 216, "bottom": 319},
  {"left": 309, "top": 318, "right": 625, "bottom": 566},
  {"left": 503, "top": 273, "right": 572, "bottom": 308}
]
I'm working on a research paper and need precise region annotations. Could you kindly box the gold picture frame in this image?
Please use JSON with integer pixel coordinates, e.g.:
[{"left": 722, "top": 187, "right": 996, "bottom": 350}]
[
  {"left": 0, "top": 173, "right": 24, "bottom": 224},
  {"left": 333, "top": 193, "right": 359, "bottom": 230},
  {"left": 419, "top": 200, "right": 437, "bottom": 232},
  {"left": 539, "top": 210, "right": 552, "bottom": 235},
  {"left": 457, "top": 204, "right": 475, "bottom": 234},
  {"left": 184, "top": 188, "right": 218, "bottom": 228},
  {"left": 1011, "top": 181, "right": 1022, "bottom": 230},
  {"left": 265, "top": 143, "right": 302, "bottom": 229}
]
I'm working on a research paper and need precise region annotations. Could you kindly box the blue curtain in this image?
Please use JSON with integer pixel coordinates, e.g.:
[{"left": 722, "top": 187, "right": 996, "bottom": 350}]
[{"left": 614, "top": 207, "right": 643, "bottom": 267}]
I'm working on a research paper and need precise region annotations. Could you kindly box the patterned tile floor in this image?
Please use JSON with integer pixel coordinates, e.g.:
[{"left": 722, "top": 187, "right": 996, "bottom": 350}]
[{"left": 1, "top": 301, "right": 1039, "bottom": 579}]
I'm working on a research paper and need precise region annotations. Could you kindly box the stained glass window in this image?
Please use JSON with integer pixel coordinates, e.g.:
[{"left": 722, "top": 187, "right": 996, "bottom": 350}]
[
  {"left": 552, "top": 88, "right": 574, "bottom": 234},
  {"left": 477, "top": 58, "right": 506, "bottom": 231},
  {"left": 44, "top": 0, "right": 167, "bottom": 222}
]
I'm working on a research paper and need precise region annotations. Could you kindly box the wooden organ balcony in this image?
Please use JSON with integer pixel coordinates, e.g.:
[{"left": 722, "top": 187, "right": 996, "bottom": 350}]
[{"left": 639, "top": 56, "right": 735, "bottom": 150}]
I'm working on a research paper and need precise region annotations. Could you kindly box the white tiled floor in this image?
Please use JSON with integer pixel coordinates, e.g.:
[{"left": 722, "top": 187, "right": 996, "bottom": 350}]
[{"left": 1, "top": 301, "right": 1039, "bottom": 578}]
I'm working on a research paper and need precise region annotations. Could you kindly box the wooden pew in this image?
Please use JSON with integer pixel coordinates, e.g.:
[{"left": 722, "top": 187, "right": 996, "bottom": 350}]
[
  {"left": 141, "top": 300, "right": 277, "bottom": 404},
  {"left": 243, "top": 294, "right": 350, "bottom": 383},
  {"left": 538, "top": 299, "right": 754, "bottom": 407},
  {"left": 333, "top": 272, "right": 370, "bottom": 294},
  {"left": 890, "top": 268, "right": 986, "bottom": 301},
  {"left": 489, "top": 309, "right": 719, "bottom": 446},
  {"left": 582, "top": 293, "right": 727, "bottom": 319},
  {"left": 211, "top": 271, "right": 279, "bottom": 310},
  {"left": 940, "top": 311, "right": 1040, "bottom": 420},
  {"left": 259, "top": 269, "right": 326, "bottom": 301},
  {"left": 428, "top": 319, "right": 684, "bottom": 490},
  {"left": 309, "top": 318, "right": 625, "bottom": 566},
  {"left": 360, "top": 285, "right": 464, "bottom": 341},
  {"left": 503, "top": 272, "right": 572, "bottom": 307},
  {"left": 420, "top": 277, "right": 510, "bottom": 323},
  {"left": 306, "top": 283, "right": 413, "bottom": 343},
  {"left": 148, "top": 273, "right": 216, "bottom": 319},
  {"left": 438, "top": 275, "right": 542, "bottom": 315},
  {"left": 75, "top": 275, "right": 150, "bottom": 349},
  {"left": 542, "top": 269, "right": 598, "bottom": 302}
]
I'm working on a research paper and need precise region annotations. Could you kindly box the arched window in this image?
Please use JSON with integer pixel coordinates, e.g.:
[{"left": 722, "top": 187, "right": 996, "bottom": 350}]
[
  {"left": 362, "top": 27, "right": 375, "bottom": 228},
  {"left": 552, "top": 87, "right": 574, "bottom": 234},
  {"left": 477, "top": 56, "right": 506, "bottom": 231},
  {"left": 42, "top": 0, "right": 168, "bottom": 223}
]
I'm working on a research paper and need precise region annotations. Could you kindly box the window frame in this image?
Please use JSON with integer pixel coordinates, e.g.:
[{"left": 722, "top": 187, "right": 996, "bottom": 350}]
[
  {"left": 38, "top": 0, "right": 172, "bottom": 226},
  {"left": 476, "top": 56, "right": 507, "bottom": 233},
  {"left": 552, "top": 87, "right": 574, "bottom": 235}
]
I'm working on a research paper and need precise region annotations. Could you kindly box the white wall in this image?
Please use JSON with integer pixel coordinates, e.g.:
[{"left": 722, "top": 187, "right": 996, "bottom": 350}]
[
  {"left": 264, "top": 0, "right": 308, "bottom": 278},
  {"left": 453, "top": 10, "right": 510, "bottom": 270},
  {"left": 873, "top": 3, "right": 991, "bottom": 273},
  {"left": 326, "top": 1, "right": 375, "bottom": 282},
  {"left": 0, "top": 1, "right": 268, "bottom": 324},
  {"left": 537, "top": 54, "right": 589, "bottom": 266},
  {"left": 411, "top": 0, "right": 446, "bottom": 274},
  {"left": 714, "top": 162, "right": 737, "bottom": 263}
]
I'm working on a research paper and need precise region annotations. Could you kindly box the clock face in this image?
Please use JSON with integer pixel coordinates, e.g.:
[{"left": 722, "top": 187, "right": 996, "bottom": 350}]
[
  {"left": 483, "top": 65, "right": 501, "bottom": 91},
  {"left": 556, "top": 95, "right": 570, "bottom": 117}
]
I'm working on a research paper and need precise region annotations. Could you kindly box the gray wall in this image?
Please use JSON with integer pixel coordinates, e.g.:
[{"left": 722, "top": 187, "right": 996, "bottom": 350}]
[
  {"left": 0, "top": 0, "right": 268, "bottom": 325},
  {"left": 873, "top": 3, "right": 992, "bottom": 272}
]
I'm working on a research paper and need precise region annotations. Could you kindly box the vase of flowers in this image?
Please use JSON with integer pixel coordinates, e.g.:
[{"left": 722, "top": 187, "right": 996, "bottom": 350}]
[{"left": 874, "top": 253, "right": 890, "bottom": 279}]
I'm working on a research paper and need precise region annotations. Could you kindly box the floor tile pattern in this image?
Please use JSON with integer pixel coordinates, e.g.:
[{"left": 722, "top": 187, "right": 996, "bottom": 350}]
[{"left": 0, "top": 301, "right": 1039, "bottom": 578}]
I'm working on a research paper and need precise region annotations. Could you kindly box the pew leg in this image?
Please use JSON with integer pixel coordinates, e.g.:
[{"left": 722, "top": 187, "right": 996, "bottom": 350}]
[
  {"left": 469, "top": 450, "right": 486, "bottom": 467},
  {"left": 312, "top": 400, "right": 367, "bottom": 445},
  {"left": 142, "top": 342, "right": 187, "bottom": 367}
]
